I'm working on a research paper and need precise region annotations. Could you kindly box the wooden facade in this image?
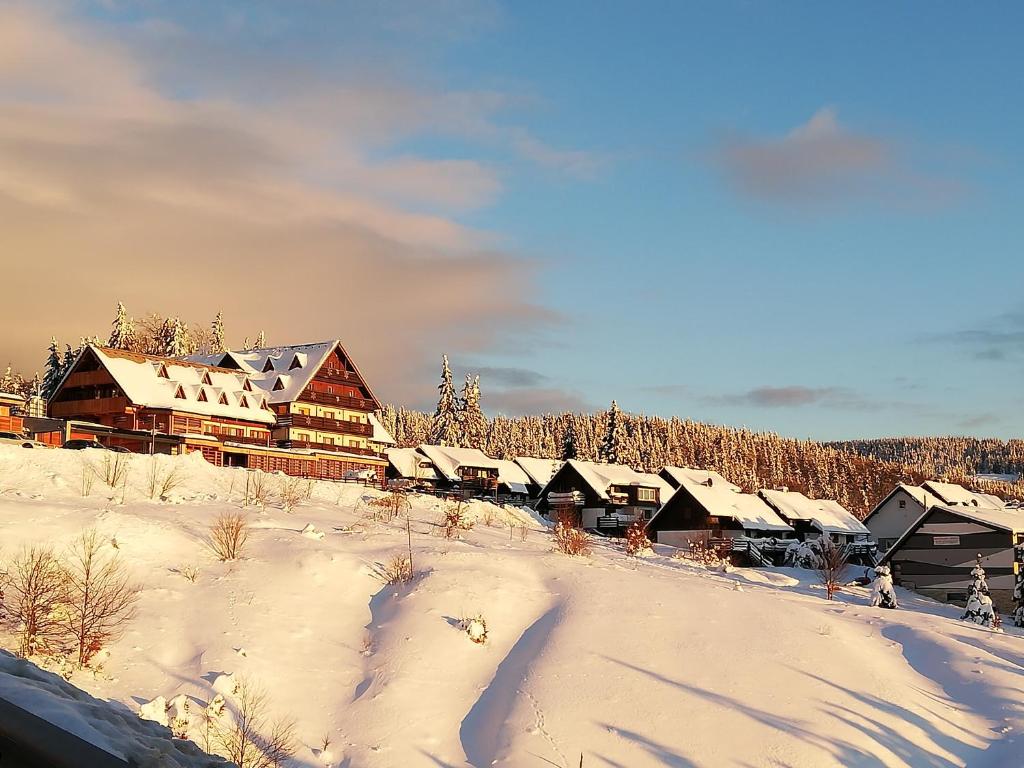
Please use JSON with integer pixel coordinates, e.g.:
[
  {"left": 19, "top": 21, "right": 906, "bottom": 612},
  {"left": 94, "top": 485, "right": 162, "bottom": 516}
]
[
  {"left": 538, "top": 460, "right": 665, "bottom": 532},
  {"left": 0, "top": 393, "right": 24, "bottom": 434}
]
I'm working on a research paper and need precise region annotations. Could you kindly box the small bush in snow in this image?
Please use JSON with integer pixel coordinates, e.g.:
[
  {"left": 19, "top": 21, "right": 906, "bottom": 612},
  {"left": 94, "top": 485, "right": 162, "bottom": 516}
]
[
  {"left": 439, "top": 501, "right": 471, "bottom": 539},
  {"left": 5, "top": 545, "right": 67, "bottom": 657},
  {"left": 961, "top": 564, "right": 996, "bottom": 628},
  {"left": 370, "top": 554, "right": 414, "bottom": 586},
  {"left": 146, "top": 458, "right": 183, "bottom": 501},
  {"left": 553, "top": 520, "right": 591, "bottom": 557},
  {"left": 99, "top": 451, "right": 130, "bottom": 488},
  {"left": 869, "top": 565, "right": 898, "bottom": 609},
  {"left": 814, "top": 535, "right": 849, "bottom": 600},
  {"left": 462, "top": 614, "right": 488, "bottom": 644},
  {"left": 278, "top": 476, "right": 311, "bottom": 512},
  {"left": 209, "top": 512, "right": 250, "bottom": 561},
  {"left": 624, "top": 519, "right": 653, "bottom": 557},
  {"left": 673, "top": 540, "right": 725, "bottom": 568},
  {"left": 208, "top": 678, "right": 297, "bottom": 768},
  {"left": 80, "top": 459, "right": 95, "bottom": 497},
  {"left": 177, "top": 564, "right": 200, "bottom": 582},
  {"left": 367, "top": 492, "right": 410, "bottom": 523}
]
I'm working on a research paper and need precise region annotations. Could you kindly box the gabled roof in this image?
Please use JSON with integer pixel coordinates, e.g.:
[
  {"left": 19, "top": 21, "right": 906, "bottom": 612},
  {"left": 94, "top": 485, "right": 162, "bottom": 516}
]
[
  {"left": 0, "top": 391, "right": 24, "bottom": 405},
  {"left": 661, "top": 466, "right": 740, "bottom": 492},
  {"left": 493, "top": 459, "right": 532, "bottom": 494},
  {"left": 189, "top": 340, "right": 380, "bottom": 409},
  {"left": 386, "top": 447, "right": 440, "bottom": 481},
  {"left": 69, "top": 346, "right": 275, "bottom": 424},
  {"left": 921, "top": 481, "right": 1004, "bottom": 509},
  {"left": 759, "top": 489, "right": 869, "bottom": 536},
  {"left": 651, "top": 479, "right": 793, "bottom": 533},
  {"left": 545, "top": 459, "right": 673, "bottom": 503},
  {"left": 416, "top": 444, "right": 502, "bottom": 483},
  {"left": 367, "top": 413, "right": 396, "bottom": 445},
  {"left": 514, "top": 457, "right": 560, "bottom": 487},
  {"left": 882, "top": 502, "right": 1024, "bottom": 563},
  {"left": 862, "top": 483, "right": 937, "bottom": 525}
]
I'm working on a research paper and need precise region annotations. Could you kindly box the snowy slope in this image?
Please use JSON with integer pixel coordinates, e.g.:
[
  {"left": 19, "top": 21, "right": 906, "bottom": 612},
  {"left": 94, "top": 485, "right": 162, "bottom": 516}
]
[{"left": 0, "top": 445, "right": 1022, "bottom": 767}]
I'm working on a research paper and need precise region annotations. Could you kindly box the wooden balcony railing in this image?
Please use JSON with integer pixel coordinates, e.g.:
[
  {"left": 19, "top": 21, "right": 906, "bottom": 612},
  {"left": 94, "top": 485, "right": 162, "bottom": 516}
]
[
  {"left": 49, "top": 397, "right": 130, "bottom": 418},
  {"left": 277, "top": 413, "right": 373, "bottom": 436},
  {"left": 64, "top": 370, "right": 114, "bottom": 388},
  {"left": 315, "top": 369, "right": 363, "bottom": 386},
  {"left": 277, "top": 439, "right": 380, "bottom": 457},
  {"left": 297, "top": 389, "right": 376, "bottom": 411}
]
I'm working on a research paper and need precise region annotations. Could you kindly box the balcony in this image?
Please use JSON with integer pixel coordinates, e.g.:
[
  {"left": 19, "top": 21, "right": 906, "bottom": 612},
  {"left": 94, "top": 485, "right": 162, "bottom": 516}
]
[
  {"left": 49, "top": 397, "right": 130, "bottom": 418},
  {"left": 277, "top": 413, "right": 373, "bottom": 436},
  {"left": 315, "top": 369, "right": 364, "bottom": 386},
  {"left": 297, "top": 389, "right": 376, "bottom": 411},
  {"left": 277, "top": 439, "right": 380, "bottom": 457}
]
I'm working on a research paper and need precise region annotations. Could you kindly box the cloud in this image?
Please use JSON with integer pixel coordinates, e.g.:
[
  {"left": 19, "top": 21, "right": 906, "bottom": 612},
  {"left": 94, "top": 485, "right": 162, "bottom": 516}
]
[
  {"left": 713, "top": 107, "right": 962, "bottom": 207},
  {"left": 469, "top": 366, "right": 549, "bottom": 388},
  {"left": 0, "top": 4, "right": 564, "bottom": 405},
  {"left": 925, "top": 309, "right": 1024, "bottom": 362},
  {"left": 485, "top": 386, "right": 593, "bottom": 416},
  {"left": 703, "top": 385, "right": 913, "bottom": 412}
]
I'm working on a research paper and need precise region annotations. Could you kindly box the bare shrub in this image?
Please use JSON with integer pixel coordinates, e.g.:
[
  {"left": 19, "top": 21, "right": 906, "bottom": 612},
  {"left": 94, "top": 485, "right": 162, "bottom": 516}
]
[
  {"left": 100, "top": 452, "right": 130, "bottom": 488},
  {"left": 6, "top": 546, "right": 67, "bottom": 657},
  {"left": 815, "top": 535, "right": 849, "bottom": 600},
  {"left": 179, "top": 565, "right": 200, "bottom": 583},
  {"left": 278, "top": 477, "right": 311, "bottom": 512},
  {"left": 61, "top": 529, "right": 139, "bottom": 667},
  {"left": 80, "top": 459, "right": 95, "bottom": 497},
  {"left": 209, "top": 512, "right": 250, "bottom": 561},
  {"left": 553, "top": 509, "right": 591, "bottom": 556},
  {"left": 369, "top": 555, "right": 414, "bottom": 586},
  {"left": 218, "top": 678, "right": 297, "bottom": 768},
  {"left": 147, "top": 458, "right": 183, "bottom": 501},
  {"left": 673, "top": 539, "right": 724, "bottom": 568},
  {"left": 245, "top": 470, "right": 274, "bottom": 508},
  {"left": 624, "top": 519, "right": 652, "bottom": 556},
  {"left": 367, "top": 492, "right": 410, "bottom": 523},
  {"left": 438, "top": 500, "right": 472, "bottom": 539}
]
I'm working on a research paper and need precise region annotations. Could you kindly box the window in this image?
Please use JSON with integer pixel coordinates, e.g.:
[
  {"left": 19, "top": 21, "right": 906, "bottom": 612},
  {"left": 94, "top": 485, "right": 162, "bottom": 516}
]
[
  {"left": 197, "top": 389, "right": 208, "bottom": 402},
  {"left": 289, "top": 355, "right": 302, "bottom": 370},
  {"left": 174, "top": 385, "right": 186, "bottom": 399},
  {"left": 201, "top": 372, "right": 213, "bottom": 385},
  {"left": 324, "top": 411, "right": 334, "bottom": 419},
  {"left": 637, "top": 488, "right": 657, "bottom": 502},
  {"left": 157, "top": 364, "right": 169, "bottom": 379},
  {"left": 218, "top": 393, "right": 228, "bottom": 405},
  {"left": 273, "top": 377, "right": 285, "bottom": 391},
  {"left": 933, "top": 535, "right": 960, "bottom": 546},
  {"left": 898, "top": 500, "right": 906, "bottom": 509},
  {"left": 242, "top": 379, "right": 253, "bottom": 392},
  {"left": 238, "top": 396, "right": 249, "bottom": 408},
  {"left": 262, "top": 358, "right": 275, "bottom": 373}
]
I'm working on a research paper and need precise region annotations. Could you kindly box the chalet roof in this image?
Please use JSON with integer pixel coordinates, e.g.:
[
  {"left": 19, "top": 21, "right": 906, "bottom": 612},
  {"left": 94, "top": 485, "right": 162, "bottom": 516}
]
[
  {"left": 759, "top": 489, "right": 869, "bottom": 536},
  {"left": 653, "top": 479, "right": 793, "bottom": 533},
  {"left": 0, "top": 391, "right": 24, "bottom": 404},
  {"left": 493, "top": 459, "right": 532, "bottom": 494},
  {"left": 386, "top": 447, "right": 441, "bottom": 481},
  {"left": 416, "top": 444, "right": 502, "bottom": 483},
  {"left": 928, "top": 503, "right": 1024, "bottom": 533},
  {"left": 189, "top": 341, "right": 381, "bottom": 409},
  {"left": 367, "top": 413, "right": 396, "bottom": 445},
  {"left": 514, "top": 457, "right": 560, "bottom": 487},
  {"left": 862, "top": 483, "right": 938, "bottom": 526},
  {"left": 552, "top": 459, "right": 673, "bottom": 503},
  {"left": 661, "top": 466, "right": 740, "bottom": 492},
  {"left": 921, "top": 481, "right": 1004, "bottom": 509},
  {"left": 81, "top": 345, "right": 275, "bottom": 424}
]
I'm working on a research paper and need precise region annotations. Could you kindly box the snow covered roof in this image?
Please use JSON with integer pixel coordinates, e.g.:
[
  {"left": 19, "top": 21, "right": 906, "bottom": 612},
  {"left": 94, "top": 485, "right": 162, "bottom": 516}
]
[
  {"left": 416, "top": 444, "right": 502, "bottom": 483},
  {"left": 922, "top": 481, "right": 1004, "bottom": 509},
  {"left": 930, "top": 503, "right": 1024, "bottom": 533},
  {"left": 189, "top": 340, "right": 380, "bottom": 409},
  {"left": 83, "top": 346, "right": 275, "bottom": 424},
  {"left": 385, "top": 447, "right": 440, "bottom": 480},
  {"left": 0, "top": 391, "right": 24, "bottom": 403},
  {"left": 656, "top": 479, "right": 793, "bottom": 532},
  {"left": 759, "top": 489, "right": 869, "bottom": 536},
  {"left": 661, "top": 466, "right": 740, "bottom": 492},
  {"left": 557, "top": 460, "right": 674, "bottom": 502},
  {"left": 367, "top": 413, "right": 395, "bottom": 445},
  {"left": 514, "top": 456, "right": 560, "bottom": 487},
  {"left": 493, "top": 459, "right": 532, "bottom": 494}
]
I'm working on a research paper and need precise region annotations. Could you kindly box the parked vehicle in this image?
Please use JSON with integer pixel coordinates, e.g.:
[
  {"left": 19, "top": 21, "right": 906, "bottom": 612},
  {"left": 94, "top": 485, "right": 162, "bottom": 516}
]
[
  {"left": 0, "top": 431, "right": 44, "bottom": 448},
  {"left": 62, "top": 439, "right": 106, "bottom": 450},
  {"left": 107, "top": 445, "right": 131, "bottom": 453}
]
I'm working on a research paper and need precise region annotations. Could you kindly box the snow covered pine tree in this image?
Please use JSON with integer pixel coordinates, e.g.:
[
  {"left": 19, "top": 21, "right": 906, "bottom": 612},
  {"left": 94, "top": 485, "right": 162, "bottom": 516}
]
[
  {"left": 598, "top": 400, "right": 627, "bottom": 465},
  {"left": 107, "top": 302, "right": 138, "bottom": 350},
  {"left": 869, "top": 565, "right": 898, "bottom": 609},
  {"left": 961, "top": 562, "right": 997, "bottom": 628},
  {"left": 211, "top": 311, "right": 227, "bottom": 353},
  {"left": 459, "top": 374, "right": 488, "bottom": 450},
  {"left": 42, "top": 337, "right": 63, "bottom": 398},
  {"left": 429, "top": 355, "right": 460, "bottom": 446}
]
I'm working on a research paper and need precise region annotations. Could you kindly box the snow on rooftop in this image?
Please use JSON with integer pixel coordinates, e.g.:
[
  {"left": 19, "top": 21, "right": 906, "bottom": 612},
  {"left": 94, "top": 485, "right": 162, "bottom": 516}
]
[
  {"left": 760, "top": 489, "right": 869, "bottom": 536},
  {"left": 417, "top": 444, "right": 502, "bottom": 482},
  {"left": 922, "top": 481, "right": 1004, "bottom": 509},
  {"left": 367, "top": 413, "right": 395, "bottom": 445},
  {"left": 92, "top": 347, "right": 275, "bottom": 424},
  {"left": 386, "top": 447, "right": 440, "bottom": 480},
  {"left": 514, "top": 456, "right": 560, "bottom": 487},
  {"left": 564, "top": 460, "right": 674, "bottom": 503},
  {"left": 662, "top": 466, "right": 740, "bottom": 492},
  {"left": 931, "top": 503, "right": 1024, "bottom": 533},
  {"left": 662, "top": 479, "right": 793, "bottom": 532},
  {"left": 493, "top": 459, "right": 532, "bottom": 494},
  {"left": 0, "top": 391, "right": 24, "bottom": 401}
]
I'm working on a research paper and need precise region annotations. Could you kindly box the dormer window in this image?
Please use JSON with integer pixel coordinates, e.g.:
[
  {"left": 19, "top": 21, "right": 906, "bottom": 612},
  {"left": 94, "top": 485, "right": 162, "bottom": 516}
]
[
  {"left": 218, "top": 393, "right": 229, "bottom": 405},
  {"left": 157, "top": 364, "right": 169, "bottom": 379},
  {"left": 262, "top": 358, "right": 275, "bottom": 373},
  {"left": 201, "top": 371, "right": 213, "bottom": 385},
  {"left": 273, "top": 377, "right": 285, "bottom": 391},
  {"left": 174, "top": 385, "right": 186, "bottom": 399},
  {"left": 289, "top": 355, "right": 302, "bottom": 370},
  {"left": 242, "top": 379, "right": 253, "bottom": 392},
  {"left": 238, "top": 395, "right": 249, "bottom": 408},
  {"left": 197, "top": 389, "right": 208, "bottom": 402}
]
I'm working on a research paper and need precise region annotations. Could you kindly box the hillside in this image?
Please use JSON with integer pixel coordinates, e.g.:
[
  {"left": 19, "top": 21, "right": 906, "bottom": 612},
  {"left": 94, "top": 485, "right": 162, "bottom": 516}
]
[
  {"left": 830, "top": 437, "right": 1024, "bottom": 482},
  {"left": 380, "top": 406, "right": 1024, "bottom": 516},
  {"left": 0, "top": 446, "right": 1022, "bottom": 766}
]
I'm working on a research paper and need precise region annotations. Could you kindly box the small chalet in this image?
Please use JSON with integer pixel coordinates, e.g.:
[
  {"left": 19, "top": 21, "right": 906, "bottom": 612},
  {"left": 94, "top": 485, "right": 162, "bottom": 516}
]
[
  {"left": 647, "top": 478, "right": 794, "bottom": 561},
  {"left": 0, "top": 391, "right": 24, "bottom": 434},
  {"left": 660, "top": 466, "right": 740, "bottom": 492},
  {"left": 514, "top": 456, "right": 561, "bottom": 498},
  {"left": 538, "top": 459, "right": 672, "bottom": 532},
  {"left": 758, "top": 488, "right": 875, "bottom": 563},
  {"left": 386, "top": 446, "right": 442, "bottom": 489},
  {"left": 415, "top": 444, "right": 502, "bottom": 497},
  {"left": 881, "top": 503, "right": 1024, "bottom": 613}
]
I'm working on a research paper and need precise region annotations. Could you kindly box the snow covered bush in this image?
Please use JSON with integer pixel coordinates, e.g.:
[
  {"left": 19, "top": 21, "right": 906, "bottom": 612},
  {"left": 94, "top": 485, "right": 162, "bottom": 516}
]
[
  {"left": 5, "top": 545, "right": 67, "bottom": 657},
  {"left": 784, "top": 539, "right": 819, "bottom": 569},
  {"left": 462, "top": 614, "right": 488, "bottom": 644},
  {"left": 370, "top": 555, "right": 414, "bottom": 586},
  {"left": 366, "top": 491, "right": 411, "bottom": 523},
  {"left": 869, "top": 565, "right": 898, "bottom": 609},
  {"left": 961, "top": 564, "right": 997, "bottom": 628},
  {"left": 61, "top": 529, "right": 139, "bottom": 667},
  {"left": 813, "top": 535, "right": 848, "bottom": 600},
  {"left": 278, "top": 476, "right": 311, "bottom": 512},
  {"left": 624, "top": 519, "right": 653, "bottom": 557},
  {"left": 553, "top": 520, "right": 591, "bottom": 557},
  {"left": 209, "top": 512, "right": 250, "bottom": 561},
  {"left": 439, "top": 501, "right": 471, "bottom": 539}
]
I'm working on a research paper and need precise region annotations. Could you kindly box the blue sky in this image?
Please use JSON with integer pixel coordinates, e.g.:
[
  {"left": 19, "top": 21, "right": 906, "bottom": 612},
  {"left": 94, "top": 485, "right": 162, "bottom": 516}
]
[{"left": 4, "top": 1, "right": 1023, "bottom": 439}]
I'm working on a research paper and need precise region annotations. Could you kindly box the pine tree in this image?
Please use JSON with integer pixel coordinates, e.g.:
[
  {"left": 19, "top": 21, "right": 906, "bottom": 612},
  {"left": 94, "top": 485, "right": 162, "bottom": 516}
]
[
  {"left": 598, "top": 400, "right": 627, "bottom": 465},
  {"left": 211, "top": 311, "right": 226, "bottom": 353},
  {"left": 0, "top": 365, "right": 14, "bottom": 395},
  {"left": 459, "top": 374, "right": 488, "bottom": 450},
  {"left": 961, "top": 562, "right": 996, "bottom": 627},
  {"left": 562, "top": 419, "right": 579, "bottom": 461},
  {"left": 42, "top": 338, "right": 63, "bottom": 398},
  {"left": 107, "top": 302, "right": 137, "bottom": 350},
  {"left": 869, "top": 565, "right": 898, "bottom": 609},
  {"left": 62, "top": 344, "right": 77, "bottom": 377},
  {"left": 254, "top": 330, "right": 266, "bottom": 349},
  {"left": 429, "top": 355, "right": 460, "bottom": 446},
  {"left": 159, "top": 317, "right": 191, "bottom": 357}
]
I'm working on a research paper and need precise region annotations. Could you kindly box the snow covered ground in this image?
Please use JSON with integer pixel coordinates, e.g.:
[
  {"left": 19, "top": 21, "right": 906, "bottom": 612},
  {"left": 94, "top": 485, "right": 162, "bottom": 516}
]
[{"left": 0, "top": 445, "right": 1022, "bottom": 767}]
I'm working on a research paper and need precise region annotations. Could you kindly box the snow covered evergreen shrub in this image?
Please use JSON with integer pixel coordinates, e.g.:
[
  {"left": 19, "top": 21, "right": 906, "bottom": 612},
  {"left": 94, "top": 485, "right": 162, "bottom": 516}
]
[
  {"left": 462, "top": 614, "right": 488, "bottom": 644},
  {"left": 961, "top": 564, "right": 996, "bottom": 628},
  {"left": 209, "top": 512, "right": 250, "bottom": 561},
  {"left": 624, "top": 519, "right": 653, "bottom": 557},
  {"left": 784, "top": 539, "right": 819, "bottom": 569},
  {"left": 869, "top": 565, "right": 898, "bottom": 609},
  {"left": 5, "top": 545, "right": 67, "bottom": 657}
]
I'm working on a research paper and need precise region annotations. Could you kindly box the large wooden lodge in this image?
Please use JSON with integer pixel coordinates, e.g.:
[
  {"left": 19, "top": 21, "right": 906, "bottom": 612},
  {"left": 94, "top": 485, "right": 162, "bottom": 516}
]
[{"left": 47, "top": 341, "right": 391, "bottom": 482}]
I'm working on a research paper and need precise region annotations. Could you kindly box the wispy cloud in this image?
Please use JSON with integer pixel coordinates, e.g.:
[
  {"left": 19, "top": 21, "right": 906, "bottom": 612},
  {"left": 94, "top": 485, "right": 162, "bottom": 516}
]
[
  {"left": 925, "top": 308, "right": 1024, "bottom": 363},
  {"left": 703, "top": 385, "right": 913, "bottom": 412},
  {"left": 712, "top": 107, "right": 963, "bottom": 208}
]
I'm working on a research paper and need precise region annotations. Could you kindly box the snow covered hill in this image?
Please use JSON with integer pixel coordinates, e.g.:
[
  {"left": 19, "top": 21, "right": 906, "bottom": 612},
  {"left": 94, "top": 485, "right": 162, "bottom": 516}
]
[{"left": 0, "top": 445, "right": 1021, "bottom": 767}]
